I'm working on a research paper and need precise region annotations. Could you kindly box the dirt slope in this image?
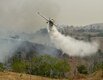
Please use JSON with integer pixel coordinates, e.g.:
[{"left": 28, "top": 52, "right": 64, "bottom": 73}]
[
  {"left": 73, "top": 70, "right": 103, "bottom": 80},
  {"left": 0, "top": 71, "right": 103, "bottom": 80},
  {"left": 0, "top": 71, "right": 58, "bottom": 80}
]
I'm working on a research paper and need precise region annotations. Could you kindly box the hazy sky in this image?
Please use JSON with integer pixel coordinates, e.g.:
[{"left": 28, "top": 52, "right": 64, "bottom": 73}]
[
  {"left": 0, "top": 0, "right": 103, "bottom": 32},
  {"left": 53, "top": 0, "right": 103, "bottom": 26}
]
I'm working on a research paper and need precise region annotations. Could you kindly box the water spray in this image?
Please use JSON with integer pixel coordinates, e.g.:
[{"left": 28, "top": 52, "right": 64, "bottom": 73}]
[{"left": 37, "top": 12, "right": 99, "bottom": 57}]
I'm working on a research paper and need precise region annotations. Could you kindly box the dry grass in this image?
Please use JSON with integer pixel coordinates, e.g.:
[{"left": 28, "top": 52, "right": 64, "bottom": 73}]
[
  {"left": 86, "top": 70, "right": 103, "bottom": 80},
  {"left": 72, "top": 70, "right": 103, "bottom": 80},
  {"left": 0, "top": 71, "right": 61, "bottom": 80},
  {"left": 0, "top": 70, "right": 103, "bottom": 80}
]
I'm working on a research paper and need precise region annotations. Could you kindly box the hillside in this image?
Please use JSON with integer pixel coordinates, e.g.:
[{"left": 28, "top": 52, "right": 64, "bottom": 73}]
[
  {"left": 73, "top": 70, "right": 103, "bottom": 80},
  {"left": 0, "top": 71, "right": 55, "bottom": 80},
  {"left": 0, "top": 23, "right": 103, "bottom": 80},
  {"left": 0, "top": 70, "right": 103, "bottom": 80}
]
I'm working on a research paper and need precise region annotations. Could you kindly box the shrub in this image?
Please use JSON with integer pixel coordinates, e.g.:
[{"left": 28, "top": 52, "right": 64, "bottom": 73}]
[
  {"left": 93, "top": 62, "right": 103, "bottom": 72},
  {"left": 30, "top": 55, "right": 70, "bottom": 78},
  {"left": 77, "top": 65, "right": 88, "bottom": 74},
  {"left": 0, "top": 63, "right": 5, "bottom": 72},
  {"left": 11, "top": 54, "right": 70, "bottom": 78},
  {"left": 11, "top": 58, "right": 27, "bottom": 73}
]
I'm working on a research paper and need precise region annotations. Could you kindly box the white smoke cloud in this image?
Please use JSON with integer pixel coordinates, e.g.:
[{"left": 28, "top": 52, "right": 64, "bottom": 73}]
[
  {"left": 0, "top": 38, "right": 22, "bottom": 63},
  {"left": 0, "top": 0, "right": 60, "bottom": 62},
  {"left": 48, "top": 25, "right": 99, "bottom": 57}
]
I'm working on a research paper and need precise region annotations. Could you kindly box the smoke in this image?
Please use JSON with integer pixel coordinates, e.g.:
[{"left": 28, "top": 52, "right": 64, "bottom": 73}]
[
  {"left": 0, "top": 38, "right": 22, "bottom": 63},
  {"left": 0, "top": 0, "right": 60, "bottom": 62},
  {"left": 0, "top": 0, "right": 60, "bottom": 32},
  {"left": 48, "top": 25, "right": 99, "bottom": 57}
]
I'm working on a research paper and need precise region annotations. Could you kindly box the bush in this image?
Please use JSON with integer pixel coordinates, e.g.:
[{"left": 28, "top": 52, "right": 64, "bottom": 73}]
[
  {"left": 11, "top": 54, "right": 70, "bottom": 78},
  {"left": 11, "top": 58, "right": 27, "bottom": 73},
  {"left": 0, "top": 63, "right": 5, "bottom": 72},
  {"left": 29, "top": 55, "right": 70, "bottom": 78},
  {"left": 77, "top": 65, "right": 88, "bottom": 74},
  {"left": 93, "top": 62, "right": 103, "bottom": 72}
]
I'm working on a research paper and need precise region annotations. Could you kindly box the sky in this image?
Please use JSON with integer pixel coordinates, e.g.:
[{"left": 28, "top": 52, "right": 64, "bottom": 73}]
[
  {"left": 0, "top": 0, "right": 103, "bottom": 32},
  {"left": 54, "top": 0, "right": 103, "bottom": 26}
]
